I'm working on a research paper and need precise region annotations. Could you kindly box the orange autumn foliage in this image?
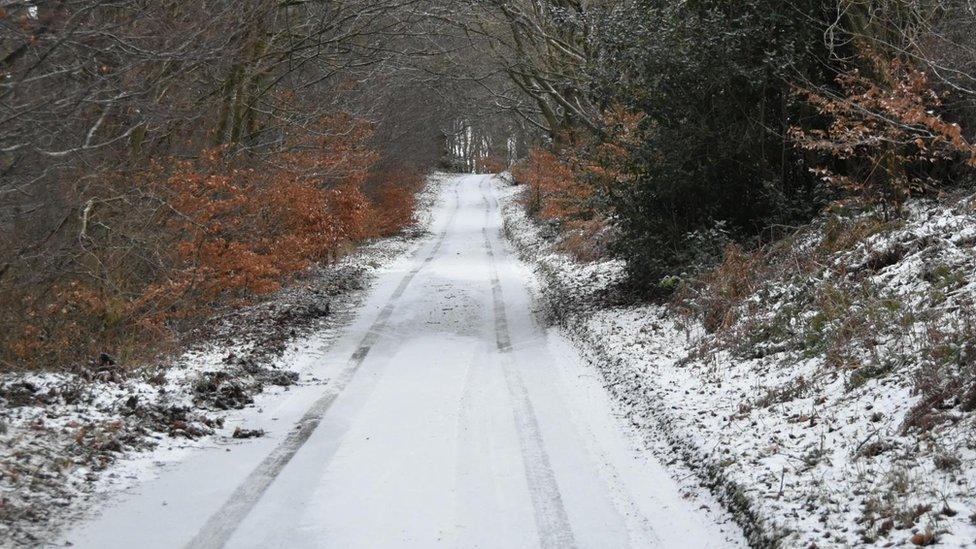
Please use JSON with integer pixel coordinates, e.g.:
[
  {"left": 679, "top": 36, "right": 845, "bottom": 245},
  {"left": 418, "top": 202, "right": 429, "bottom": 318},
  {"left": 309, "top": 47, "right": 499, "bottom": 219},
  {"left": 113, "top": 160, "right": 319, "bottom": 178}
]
[
  {"left": 476, "top": 154, "right": 508, "bottom": 174},
  {"left": 513, "top": 148, "right": 591, "bottom": 221},
  {"left": 3, "top": 115, "right": 421, "bottom": 371},
  {"left": 367, "top": 167, "right": 423, "bottom": 237},
  {"left": 511, "top": 108, "right": 643, "bottom": 261},
  {"left": 513, "top": 108, "right": 643, "bottom": 224},
  {"left": 791, "top": 53, "right": 976, "bottom": 214},
  {"left": 149, "top": 117, "right": 388, "bottom": 305}
]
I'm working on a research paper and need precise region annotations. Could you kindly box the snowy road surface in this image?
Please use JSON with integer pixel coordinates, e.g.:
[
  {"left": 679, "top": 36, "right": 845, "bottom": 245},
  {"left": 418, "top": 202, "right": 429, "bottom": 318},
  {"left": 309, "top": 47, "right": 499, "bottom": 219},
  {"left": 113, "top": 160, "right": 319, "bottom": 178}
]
[{"left": 62, "top": 174, "right": 744, "bottom": 548}]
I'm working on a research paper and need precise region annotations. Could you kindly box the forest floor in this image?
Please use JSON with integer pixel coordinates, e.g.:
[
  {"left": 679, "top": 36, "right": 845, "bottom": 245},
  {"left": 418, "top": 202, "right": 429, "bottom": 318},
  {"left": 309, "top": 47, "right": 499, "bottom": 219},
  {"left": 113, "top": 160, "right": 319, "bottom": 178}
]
[{"left": 502, "top": 179, "right": 976, "bottom": 547}]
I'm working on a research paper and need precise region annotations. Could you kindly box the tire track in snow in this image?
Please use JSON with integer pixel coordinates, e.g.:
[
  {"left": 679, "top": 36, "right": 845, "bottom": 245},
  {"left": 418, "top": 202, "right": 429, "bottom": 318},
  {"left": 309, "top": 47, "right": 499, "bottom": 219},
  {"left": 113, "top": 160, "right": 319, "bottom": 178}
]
[
  {"left": 479, "top": 177, "right": 577, "bottom": 549},
  {"left": 483, "top": 178, "right": 663, "bottom": 548},
  {"left": 185, "top": 185, "right": 462, "bottom": 549}
]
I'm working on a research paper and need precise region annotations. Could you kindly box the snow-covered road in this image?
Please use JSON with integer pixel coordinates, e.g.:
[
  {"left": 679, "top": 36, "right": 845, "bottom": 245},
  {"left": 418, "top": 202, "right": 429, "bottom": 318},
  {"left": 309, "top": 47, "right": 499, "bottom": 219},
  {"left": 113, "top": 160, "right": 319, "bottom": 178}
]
[{"left": 62, "top": 174, "right": 743, "bottom": 548}]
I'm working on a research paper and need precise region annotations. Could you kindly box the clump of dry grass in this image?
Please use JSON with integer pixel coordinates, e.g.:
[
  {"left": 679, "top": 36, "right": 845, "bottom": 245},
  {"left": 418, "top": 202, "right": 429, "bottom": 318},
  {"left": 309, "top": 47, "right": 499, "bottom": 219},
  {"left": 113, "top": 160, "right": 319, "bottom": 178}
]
[{"left": 674, "top": 244, "right": 767, "bottom": 333}]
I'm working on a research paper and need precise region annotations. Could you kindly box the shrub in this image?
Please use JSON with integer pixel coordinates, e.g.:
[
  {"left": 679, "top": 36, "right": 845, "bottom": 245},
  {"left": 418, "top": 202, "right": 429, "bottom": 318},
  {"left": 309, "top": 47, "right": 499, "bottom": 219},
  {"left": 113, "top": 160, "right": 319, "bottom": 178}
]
[
  {"left": 677, "top": 243, "right": 765, "bottom": 332},
  {"left": 512, "top": 148, "right": 590, "bottom": 221},
  {"left": 792, "top": 53, "right": 976, "bottom": 216},
  {"left": 366, "top": 167, "right": 423, "bottom": 237},
  {"left": 0, "top": 116, "right": 419, "bottom": 372},
  {"left": 512, "top": 110, "right": 642, "bottom": 262}
]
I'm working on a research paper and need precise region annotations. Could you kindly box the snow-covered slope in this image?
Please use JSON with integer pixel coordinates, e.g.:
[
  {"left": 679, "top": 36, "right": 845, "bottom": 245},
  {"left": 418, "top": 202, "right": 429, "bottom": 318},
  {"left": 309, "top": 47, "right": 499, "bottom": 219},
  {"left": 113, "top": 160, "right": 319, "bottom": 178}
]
[{"left": 501, "top": 184, "right": 976, "bottom": 547}]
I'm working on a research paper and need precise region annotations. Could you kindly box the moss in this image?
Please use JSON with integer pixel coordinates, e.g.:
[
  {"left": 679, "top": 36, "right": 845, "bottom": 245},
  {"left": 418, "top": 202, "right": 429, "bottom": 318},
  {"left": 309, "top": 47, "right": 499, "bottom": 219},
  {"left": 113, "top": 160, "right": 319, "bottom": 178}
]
[{"left": 658, "top": 275, "right": 682, "bottom": 292}]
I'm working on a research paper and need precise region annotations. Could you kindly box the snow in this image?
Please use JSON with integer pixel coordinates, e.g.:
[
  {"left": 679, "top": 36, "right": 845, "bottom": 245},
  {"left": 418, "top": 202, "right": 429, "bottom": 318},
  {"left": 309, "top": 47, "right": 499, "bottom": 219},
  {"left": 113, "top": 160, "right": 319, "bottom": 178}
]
[
  {"left": 501, "top": 182, "right": 976, "bottom": 547},
  {"left": 0, "top": 176, "right": 445, "bottom": 546},
  {"left": 42, "top": 174, "right": 746, "bottom": 548}
]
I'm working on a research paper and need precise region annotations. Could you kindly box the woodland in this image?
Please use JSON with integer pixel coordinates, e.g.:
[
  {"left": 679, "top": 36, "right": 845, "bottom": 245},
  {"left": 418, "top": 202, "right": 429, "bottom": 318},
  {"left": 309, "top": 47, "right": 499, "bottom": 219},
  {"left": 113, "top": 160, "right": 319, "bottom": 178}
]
[{"left": 3, "top": 0, "right": 976, "bottom": 373}]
